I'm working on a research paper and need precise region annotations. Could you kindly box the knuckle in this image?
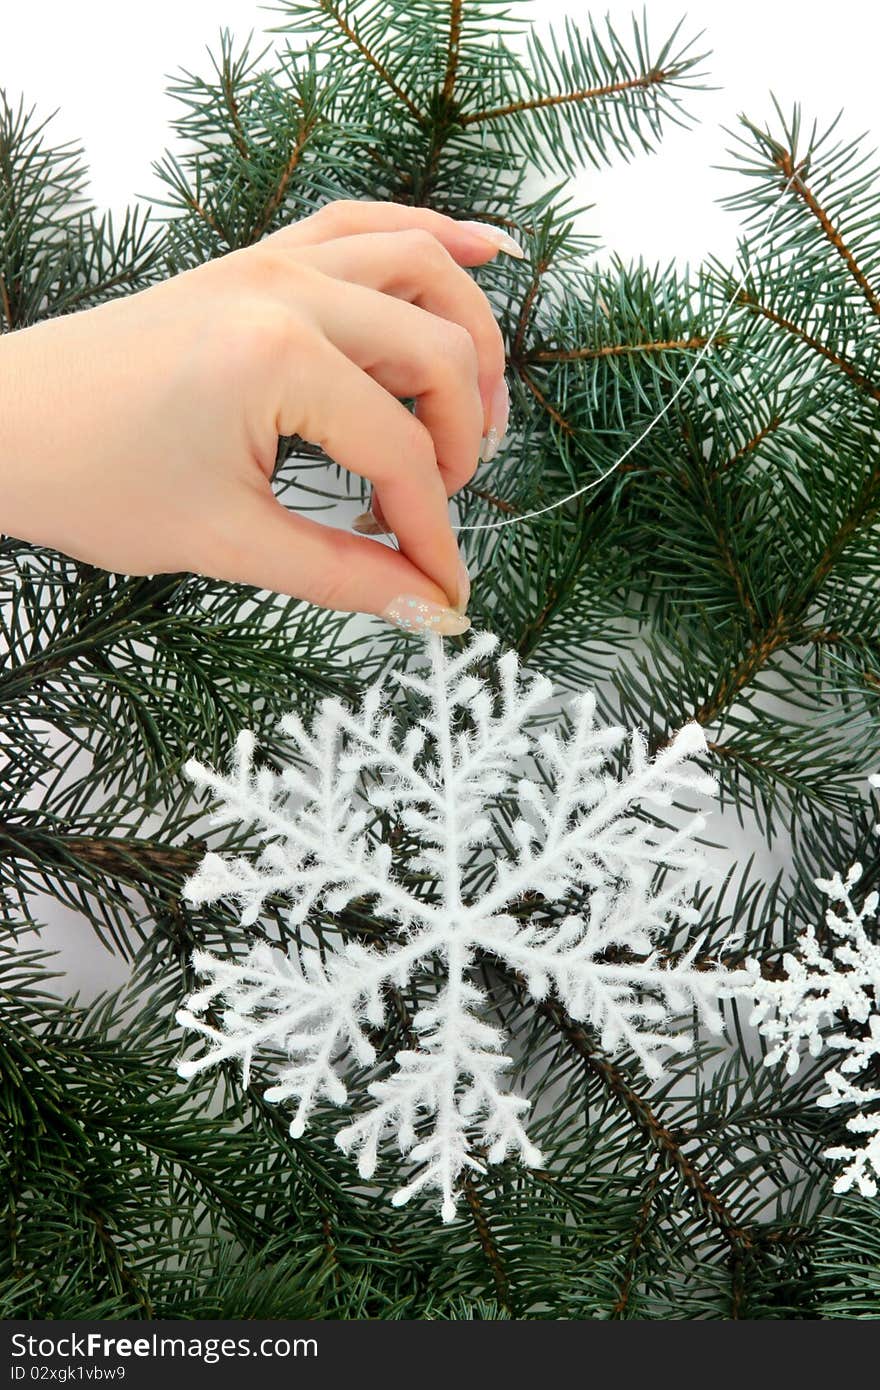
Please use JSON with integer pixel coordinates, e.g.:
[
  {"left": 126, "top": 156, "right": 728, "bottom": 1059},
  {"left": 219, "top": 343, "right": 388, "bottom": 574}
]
[
  {"left": 231, "top": 301, "right": 312, "bottom": 374},
  {"left": 400, "top": 409, "right": 436, "bottom": 462},
  {"left": 400, "top": 227, "right": 445, "bottom": 259},
  {"left": 308, "top": 564, "right": 353, "bottom": 613},
  {"left": 240, "top": 303, "right": 291, "bottom": 356},
  {"left": 242, "top": 244, "right": 301, "bottom": 289},
  {"left": 311, "top": 198, "right": 359, "bottom": 235},
  {"left": 434, "top": 320, "right": 479, "bottom": 378},
  {"left": 374, "top": 413, "right": 435, "bottom": 484}
]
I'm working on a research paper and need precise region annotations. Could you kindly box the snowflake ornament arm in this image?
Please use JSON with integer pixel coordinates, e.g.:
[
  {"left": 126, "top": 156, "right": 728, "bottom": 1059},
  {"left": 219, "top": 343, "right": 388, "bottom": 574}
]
[
  {"left": 749, "top": 828, "right": 880, "bottom": 1199},
  {"left": 177, "top": 632, "right": 743, "bottom": 1221}
]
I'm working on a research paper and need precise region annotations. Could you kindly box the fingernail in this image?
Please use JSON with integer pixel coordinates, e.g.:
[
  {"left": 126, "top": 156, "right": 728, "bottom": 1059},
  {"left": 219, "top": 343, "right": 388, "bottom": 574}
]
[
  {"left": 459, "top": 220, "right": 527, "bottom": 260},
  {"left": 480, "top": 377, "right": 510, "bottom": 463},
  {"left": 353, "top": 509, "right": 390, "bottom": 536},
  {"left": 381, "top": 596, "right": 471, "bottom": 636},
  {"left": 455, "top": 556, "right": 471, "bottom": 614}
]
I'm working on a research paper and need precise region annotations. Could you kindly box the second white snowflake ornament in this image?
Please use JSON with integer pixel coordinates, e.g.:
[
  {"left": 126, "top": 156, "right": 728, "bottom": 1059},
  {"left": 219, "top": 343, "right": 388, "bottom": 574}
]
[{"left": 176, "top": 632, "right": 746, "bottom": 1220}]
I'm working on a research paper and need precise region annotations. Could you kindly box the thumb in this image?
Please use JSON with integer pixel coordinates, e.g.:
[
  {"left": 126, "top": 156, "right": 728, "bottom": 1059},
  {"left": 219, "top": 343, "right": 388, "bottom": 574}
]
[{"left": 193, "top": 487, "right": 471, "bottom": 636}]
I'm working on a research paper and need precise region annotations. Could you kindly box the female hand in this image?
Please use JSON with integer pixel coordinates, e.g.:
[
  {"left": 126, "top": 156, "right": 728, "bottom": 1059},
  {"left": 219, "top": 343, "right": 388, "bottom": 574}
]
[{"left": 0, "top": 200, "right": 521, "bottom": 634}]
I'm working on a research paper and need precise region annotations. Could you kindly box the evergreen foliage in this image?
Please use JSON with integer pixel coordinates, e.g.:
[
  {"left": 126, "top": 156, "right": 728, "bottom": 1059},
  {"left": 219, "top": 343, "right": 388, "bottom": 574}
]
[{"left": 1, "top": 1, "right": 878, "bottom": 1319}]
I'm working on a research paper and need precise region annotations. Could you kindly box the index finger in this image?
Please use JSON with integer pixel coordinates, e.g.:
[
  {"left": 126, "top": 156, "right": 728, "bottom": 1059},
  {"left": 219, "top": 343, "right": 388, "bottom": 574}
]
[{"left": 265, "top": 199, "right": 526, "bottom": 269}]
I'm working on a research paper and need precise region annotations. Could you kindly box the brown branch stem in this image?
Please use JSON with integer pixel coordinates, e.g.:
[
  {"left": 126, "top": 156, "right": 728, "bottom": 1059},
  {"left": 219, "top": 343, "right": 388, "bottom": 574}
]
[
  {"left": 737, "top": 292, "right": 880, "bottom": 402},
  {"left": 516, "top": 366, "right": 575, "bottom": 436},
  {"left": 0, "top": 271, "right": 14, "bottom": 329},
  {"left": 320, "top": 0, "right": 423, "bottom": 122},
  {"left": 251, "top": 120, "right": 315, "bottom": 241},
  {"left": 538, "top": 997, "right": 753, "bottom": 1250},
  {"left": 529, "top": 334, "right": 717, "bottom": 363},
  {"left": 612, "top": 1158, "right": 663, "bottom": 1317},
  {"left": 0, "top": 824, "right": 201, "bottom": 883},
  {"left": 778, "top": 152, "right": 880, "bottom": 320},
  {"left": 463, "top": 483, "right": 521, "bottom": 515},
  {"left": 720, "top": 414, "right": 782, "bottom": 473},
  {"left": 442, "top": 1, "right": 463, "bottom": 103},
  {"left": 676, "top": 464, "right": 880, "bottom": 737},
  {"left": 462, "top": 69, "right": 671, "bottom": 127},
  {"left": 462, "top": 1176, "right": 513, "bottom": 1312},
  {"left": 222, "top": 71, "right": 249, "bottom": 159}
]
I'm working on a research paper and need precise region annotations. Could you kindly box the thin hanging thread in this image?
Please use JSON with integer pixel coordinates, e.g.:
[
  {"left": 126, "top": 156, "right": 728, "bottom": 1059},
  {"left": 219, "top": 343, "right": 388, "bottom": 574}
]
[{"left": 453, "top": 174, "right": 798, "bottom": 534}]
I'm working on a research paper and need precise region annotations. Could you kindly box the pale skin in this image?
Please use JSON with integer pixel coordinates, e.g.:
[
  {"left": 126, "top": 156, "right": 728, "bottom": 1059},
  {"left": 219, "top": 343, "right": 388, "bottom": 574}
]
[{"left": 0, "top": 200, "right": 521, "bottom": 635}]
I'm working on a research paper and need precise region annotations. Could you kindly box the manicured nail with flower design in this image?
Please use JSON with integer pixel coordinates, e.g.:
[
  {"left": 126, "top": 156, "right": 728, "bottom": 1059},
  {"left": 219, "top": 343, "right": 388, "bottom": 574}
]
[
  {"left": 481, "top": 377, "right": 510, "bottom": 463},
  {"left": 459, "top": 221, "right": 527, "bottom": 260},
  {"left": 381, "top": 596, "right": 471, "bottom": 636}
]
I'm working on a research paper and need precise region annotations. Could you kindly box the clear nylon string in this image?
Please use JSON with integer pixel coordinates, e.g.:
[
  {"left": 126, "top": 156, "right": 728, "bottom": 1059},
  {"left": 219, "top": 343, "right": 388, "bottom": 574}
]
[{"left": 453, "top": 176, "right": 797, "bottom": 534}]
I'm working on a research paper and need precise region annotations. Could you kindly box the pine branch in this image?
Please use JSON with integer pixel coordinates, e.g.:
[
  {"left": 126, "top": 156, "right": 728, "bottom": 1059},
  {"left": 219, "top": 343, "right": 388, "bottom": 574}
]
[
  {"left": 0, "top": 824, "right": 201, "bottom": 884},
  {"left": 461, "top": 1174, "right": 514, "bottom": 1312},
  {"left": 462, "top": 483, "right": 521, "bottom": 515},
  {"left": 528, "top": 333, "right": 719, "bottom": 362},
  {"left": 538, "top": 997, "right": 754, "bottom": 1251},
  {"left": 611, "top": 1156, "right": 662, "bottom": 1317},
  {"left": 463, "top": 67, "right": 683, "bottom": 128},
  {"left": 725, "top": 106, "right": 880, "bottom": 325},
  {"left": 736, "top": 290, "right": 880, "bottom": 403},
  {"left": 515, "top": 366, "right": 575, "bottom": 436},
  {"left": 250, "top": 114, "right": 318, "bottom": 241},
  {"left": 6, "top": 3, "right": 880, "bottom": 1317},
  {"left": 220, "top": 56, "right": 250, "bottom": 159},
  {"left": 183, "top": 190, "right": 222, "bottom": 237},
  {"left": 678, "top": 461, "right": 880, "bottom": 737},
  {"left": 316, "top": 0, "right": 424, "bottom": 122},
  {"left": 719, "top": 413, "right": 783, "bottom": 473},
  {"left": 782, "top": 153, "right": 880, "bottom": 321},
  {"left": 0, "top": 271, "right": 13, "bottom": 329},
  {"left": 441, "top": 0, "right": 464, "bottom": 103},
  {"left": 80, "top": 1201, "right": 155, "bottom": 1318}
]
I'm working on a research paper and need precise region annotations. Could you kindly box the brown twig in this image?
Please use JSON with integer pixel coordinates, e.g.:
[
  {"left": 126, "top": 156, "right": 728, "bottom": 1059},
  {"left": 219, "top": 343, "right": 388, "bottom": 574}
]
[
  {"left": 512, "top": 262, "right": 547, "bottom": 358},
  {"left": 711, "top": 507, "right": 759, "bottom": 630},
  {"left": 538, "top": 997, "right": 753, "bottom": 1250},
  {"left": 720, "top": 414, "right": 782, "bottom": 473},
  {"left": 462, "top": 69, "right": 670, "bottom": 127},
  {"left": 516, "top": 366, "right": 575, "bottom": 436},
  {"left": 222, "top": 69, "right": 249, "bottom": 159},
  {"left": 516, "top": 577, "right": 563, "bottom": 665},
  {"left": 737, "top": 292, "right": 880, "bottom": 402},
  {"left": 0, "top": 824, "right": 201, "bottom": 883},
  {"left": 807, "top": 466, "right": 880, "bottom": 591},
  {"left": 320, "top": 0, "right": 424, "bottom": 122},
  {"left": 612, "top": 1158, "right": 663, "bottom": 1317},
  {"left": 251, "top": 120, "right": 316, "bottom": 241},
  {"left": 528, "top": 334, "right": 717, "bottom": 363},
  {"left": 686, "top": 612, "right": 789, "bottom": 733},
  {"left": 462, "top": 1175, "right": 513, "bottom": 1312},
  {"left": 442, "top": 0, "right": 464, "bottom": 103},
  {"left": 185, "top": 193, "right": 222, "bottom": 237},
  {"left": 778, "top": 152, "right": 880, "bottom": 320},
  {"left": 82, "top": 1202, "right": 155, "bottom": 1317},
  {"left": 0, "top": 271, "right": 14, "bottom": 329},
  {"left": 672, "top": 465, "right": 880, "bottom": 738},
  {"left": 463, "top": 483, "right": 521, "bottom": 515}
]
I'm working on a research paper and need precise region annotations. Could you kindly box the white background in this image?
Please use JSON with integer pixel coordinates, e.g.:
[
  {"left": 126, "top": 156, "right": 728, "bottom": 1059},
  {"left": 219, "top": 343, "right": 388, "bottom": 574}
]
[{"left": 5, "top": 1, "right": 880, "bottom": 993}]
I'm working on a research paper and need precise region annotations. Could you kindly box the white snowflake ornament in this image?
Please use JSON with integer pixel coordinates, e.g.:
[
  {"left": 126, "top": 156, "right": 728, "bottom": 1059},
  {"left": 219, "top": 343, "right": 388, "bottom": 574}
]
[
  {"left": 177, "top": 632, "right": 742, "bottom": 1221},
  {"left": 749, "top": 811, "right": 880, "bottom": 1200}
]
